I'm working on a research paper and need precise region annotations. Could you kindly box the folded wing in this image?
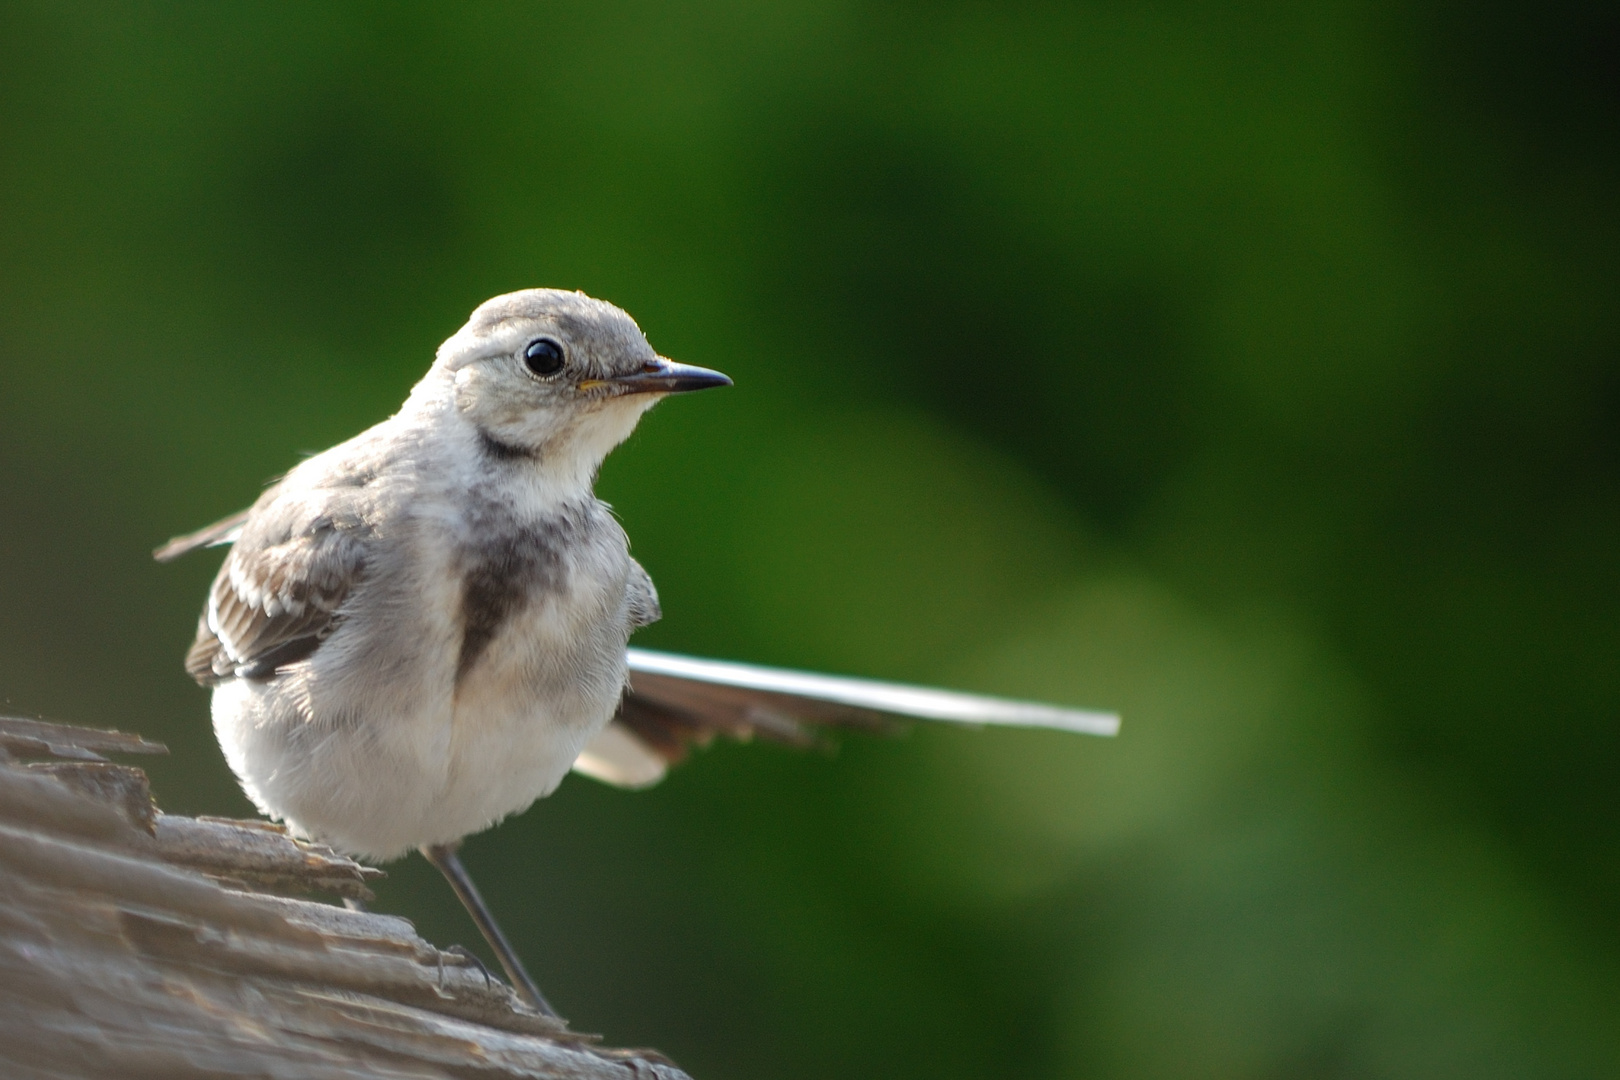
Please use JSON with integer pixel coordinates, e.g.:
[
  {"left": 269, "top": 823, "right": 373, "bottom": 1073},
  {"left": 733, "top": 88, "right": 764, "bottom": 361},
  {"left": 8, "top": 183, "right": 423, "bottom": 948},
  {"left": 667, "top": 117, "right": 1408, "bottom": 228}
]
[{"left": 159, "top": 500, "right": 370, "bottom": 685}]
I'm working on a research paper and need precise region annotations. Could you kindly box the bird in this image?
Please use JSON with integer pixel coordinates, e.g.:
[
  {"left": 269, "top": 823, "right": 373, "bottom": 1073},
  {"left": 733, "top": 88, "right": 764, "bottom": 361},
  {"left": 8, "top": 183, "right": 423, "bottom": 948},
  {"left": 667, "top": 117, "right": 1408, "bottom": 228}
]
[{"left": 156, "top": 288, "right": 1118, "bottom": 1017}]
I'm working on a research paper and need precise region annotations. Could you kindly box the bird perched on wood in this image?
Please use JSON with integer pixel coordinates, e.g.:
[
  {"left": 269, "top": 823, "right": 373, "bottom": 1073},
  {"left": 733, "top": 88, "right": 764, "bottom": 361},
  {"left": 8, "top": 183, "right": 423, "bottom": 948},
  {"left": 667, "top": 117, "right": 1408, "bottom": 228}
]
[{"left": 157, "top": 288, "right": 1117, "bottom": 1017}]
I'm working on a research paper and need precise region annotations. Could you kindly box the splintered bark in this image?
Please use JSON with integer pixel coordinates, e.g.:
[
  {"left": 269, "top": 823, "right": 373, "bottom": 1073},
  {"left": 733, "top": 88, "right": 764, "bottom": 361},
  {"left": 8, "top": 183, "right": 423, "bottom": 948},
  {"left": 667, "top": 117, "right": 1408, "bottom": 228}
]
[{"left": 0, "top": 716, "right": 689, "bottom": 1080}]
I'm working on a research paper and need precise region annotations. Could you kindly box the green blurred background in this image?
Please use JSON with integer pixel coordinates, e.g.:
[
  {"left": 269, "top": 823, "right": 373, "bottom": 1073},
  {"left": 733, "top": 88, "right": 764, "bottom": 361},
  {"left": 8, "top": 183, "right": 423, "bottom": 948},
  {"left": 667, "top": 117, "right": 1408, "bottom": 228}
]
[{"left": 2, "top": 2, "right": 1617, "bottom": 1075}]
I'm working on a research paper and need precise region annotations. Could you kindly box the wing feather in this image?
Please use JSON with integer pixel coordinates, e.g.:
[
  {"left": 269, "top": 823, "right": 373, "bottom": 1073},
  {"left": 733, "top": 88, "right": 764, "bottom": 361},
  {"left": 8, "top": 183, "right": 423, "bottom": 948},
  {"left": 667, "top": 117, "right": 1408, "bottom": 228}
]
[
  {"left": 153, "top": 508, "right": 253, "bottom": 563},
  {"left": 581, "top": 647, "right": 1118, "bottom": 787},
  {"left": 627, "top": 648, "right": 1119, "bottom": 734},
  {"left": 183, "top": 512, "right": 368, "bottom": 685}
]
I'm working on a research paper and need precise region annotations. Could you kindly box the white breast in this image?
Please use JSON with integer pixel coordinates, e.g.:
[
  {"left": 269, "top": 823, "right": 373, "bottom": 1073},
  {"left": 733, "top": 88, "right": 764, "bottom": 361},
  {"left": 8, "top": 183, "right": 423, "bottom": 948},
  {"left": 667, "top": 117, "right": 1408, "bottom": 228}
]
[
  {"left": 211, "top": 493, "right": 638, "bottom": 861},
  {"left": 434, "top": 514, "right": 636, "bottom": 844}
]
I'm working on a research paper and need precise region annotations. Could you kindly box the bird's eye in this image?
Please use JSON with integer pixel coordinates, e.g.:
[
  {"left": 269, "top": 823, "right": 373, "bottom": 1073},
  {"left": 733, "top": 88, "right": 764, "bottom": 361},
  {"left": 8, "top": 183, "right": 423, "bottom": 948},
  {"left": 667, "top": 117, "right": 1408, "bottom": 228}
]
[{"left": 523, "top": 338, "right": 566, "bottom": 377}]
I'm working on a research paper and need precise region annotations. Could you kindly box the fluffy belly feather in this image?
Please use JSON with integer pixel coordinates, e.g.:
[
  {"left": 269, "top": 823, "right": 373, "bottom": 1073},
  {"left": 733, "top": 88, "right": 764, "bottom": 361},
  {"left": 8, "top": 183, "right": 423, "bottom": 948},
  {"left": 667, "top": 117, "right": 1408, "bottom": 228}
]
[
  {"left": 212, "top": 645, "right": 624, "bottom": 861},
  {"left": 211, "top": 504, "right": 635, "bottom": 860}
]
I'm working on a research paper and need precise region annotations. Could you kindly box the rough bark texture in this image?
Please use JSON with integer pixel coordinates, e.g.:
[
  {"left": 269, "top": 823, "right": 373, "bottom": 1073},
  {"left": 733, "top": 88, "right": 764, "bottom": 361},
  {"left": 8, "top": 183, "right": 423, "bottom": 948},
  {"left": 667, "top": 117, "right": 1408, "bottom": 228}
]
[{"left": 0, "top": 716, "right": 690, "bottom": 1080}]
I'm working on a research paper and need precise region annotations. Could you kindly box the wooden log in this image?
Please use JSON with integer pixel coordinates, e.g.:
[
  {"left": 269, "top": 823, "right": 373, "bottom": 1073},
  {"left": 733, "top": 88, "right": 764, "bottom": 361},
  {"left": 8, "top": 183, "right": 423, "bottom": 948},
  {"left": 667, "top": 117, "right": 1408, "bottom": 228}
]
[{"left": 0, "top": 716, "right": 690, "bottom": 1080}]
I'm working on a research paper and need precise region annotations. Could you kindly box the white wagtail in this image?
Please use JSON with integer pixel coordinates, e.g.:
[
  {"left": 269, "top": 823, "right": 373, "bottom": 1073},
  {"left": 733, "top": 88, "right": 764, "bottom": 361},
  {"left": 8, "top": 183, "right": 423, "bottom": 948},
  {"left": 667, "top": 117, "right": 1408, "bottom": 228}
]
[{"left": 157, "top": 289, "right": 1117, "bottom": 1016}]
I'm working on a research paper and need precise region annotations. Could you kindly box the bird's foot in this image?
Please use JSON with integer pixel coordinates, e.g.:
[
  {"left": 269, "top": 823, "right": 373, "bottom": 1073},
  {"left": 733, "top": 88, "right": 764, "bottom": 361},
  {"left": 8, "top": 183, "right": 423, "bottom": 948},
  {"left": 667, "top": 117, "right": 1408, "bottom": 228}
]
[{"left": 438, "top": 944, "right": 496, "bottom": 993}]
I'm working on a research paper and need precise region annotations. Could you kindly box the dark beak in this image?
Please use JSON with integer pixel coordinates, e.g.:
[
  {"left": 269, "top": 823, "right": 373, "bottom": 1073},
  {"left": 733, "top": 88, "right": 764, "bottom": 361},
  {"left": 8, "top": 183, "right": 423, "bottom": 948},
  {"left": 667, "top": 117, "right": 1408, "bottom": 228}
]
[{"left": 594, "top": 357, "right": 733, "bottom": 395}]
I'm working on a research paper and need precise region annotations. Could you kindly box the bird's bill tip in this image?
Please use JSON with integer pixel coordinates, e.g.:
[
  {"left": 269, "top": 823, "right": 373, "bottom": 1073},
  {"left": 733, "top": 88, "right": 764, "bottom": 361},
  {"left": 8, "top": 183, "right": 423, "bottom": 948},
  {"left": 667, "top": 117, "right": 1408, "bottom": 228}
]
[{"left": 587, "top": 358, "right": 732, "bottom": 395}]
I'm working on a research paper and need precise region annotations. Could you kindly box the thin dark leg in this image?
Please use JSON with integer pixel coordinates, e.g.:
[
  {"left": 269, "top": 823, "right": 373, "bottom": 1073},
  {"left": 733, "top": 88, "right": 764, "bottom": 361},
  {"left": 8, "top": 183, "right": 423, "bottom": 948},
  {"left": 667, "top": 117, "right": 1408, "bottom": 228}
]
[{"left": 420, "top": 841, "right": 557, "bottom": 1017}]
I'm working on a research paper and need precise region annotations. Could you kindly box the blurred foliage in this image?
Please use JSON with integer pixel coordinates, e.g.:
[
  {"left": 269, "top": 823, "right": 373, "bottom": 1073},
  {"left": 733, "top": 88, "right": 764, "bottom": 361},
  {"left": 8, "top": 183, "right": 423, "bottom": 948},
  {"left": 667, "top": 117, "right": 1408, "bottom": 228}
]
[{"left": 1, "top": 1, "right": 1617, "bottom": 1076}]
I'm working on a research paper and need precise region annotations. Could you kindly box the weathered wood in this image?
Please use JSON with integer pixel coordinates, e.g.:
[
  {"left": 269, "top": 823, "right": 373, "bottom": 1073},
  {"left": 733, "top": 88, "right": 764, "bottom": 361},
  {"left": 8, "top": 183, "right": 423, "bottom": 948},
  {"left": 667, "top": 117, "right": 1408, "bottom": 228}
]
[{"left": 0, "top": 716, "right": 690, "bottom": 1080}]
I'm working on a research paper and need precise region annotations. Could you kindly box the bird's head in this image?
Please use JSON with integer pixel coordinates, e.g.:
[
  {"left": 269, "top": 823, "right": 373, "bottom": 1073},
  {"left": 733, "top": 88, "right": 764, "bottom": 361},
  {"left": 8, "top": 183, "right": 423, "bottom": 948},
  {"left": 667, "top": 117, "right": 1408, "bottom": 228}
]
[{"left": 429, "top": 288, "right": 730, "bottom": 473}]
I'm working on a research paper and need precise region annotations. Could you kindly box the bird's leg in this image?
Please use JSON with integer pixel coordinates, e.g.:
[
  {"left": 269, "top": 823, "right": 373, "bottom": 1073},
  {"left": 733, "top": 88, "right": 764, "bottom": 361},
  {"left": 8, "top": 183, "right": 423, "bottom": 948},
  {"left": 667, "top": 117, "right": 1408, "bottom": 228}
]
[{"left": 420, "top": 841, "right": 557, "bottom": 1017}]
